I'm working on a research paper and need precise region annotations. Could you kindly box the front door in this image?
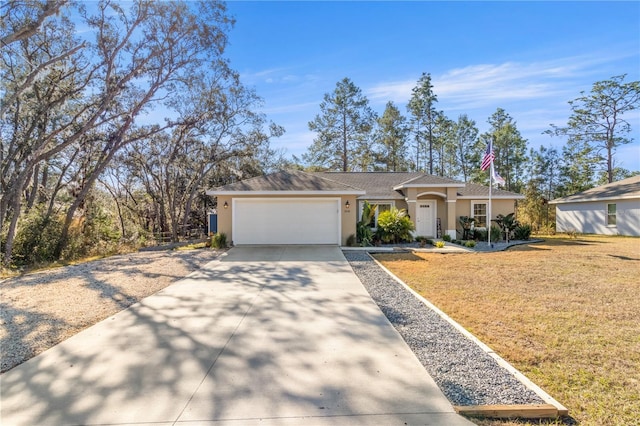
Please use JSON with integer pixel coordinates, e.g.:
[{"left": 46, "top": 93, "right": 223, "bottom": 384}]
[{"left": 416, "top": 200, "right": 436, "bottom": 237}]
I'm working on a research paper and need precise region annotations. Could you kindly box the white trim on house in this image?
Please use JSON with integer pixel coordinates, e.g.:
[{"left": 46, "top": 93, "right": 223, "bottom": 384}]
[
  {"left": 416, "top": 191, "right": 447, "bottom": 198},
  {"left": 550, "top": 194, "right": 639, "bottom": 204},
  {"left": 471, "top": 200, "right": 488, "bottom": 228},
  {"left": 457, "top": 195, "right": 525, "bottom": 200},
  {"left": 394, "top": 183, "right": 465, "bottom": 190}
]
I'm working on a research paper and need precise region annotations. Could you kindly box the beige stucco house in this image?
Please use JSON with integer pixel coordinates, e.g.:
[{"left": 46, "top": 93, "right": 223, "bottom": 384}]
[{"left": 207, "top": 170, "right": 524, "bottom": 245}]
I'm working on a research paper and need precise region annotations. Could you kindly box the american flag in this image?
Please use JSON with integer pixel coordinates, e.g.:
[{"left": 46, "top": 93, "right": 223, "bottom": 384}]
[{"left": 480, "top": 140, "right": 494, "bottom": 171}]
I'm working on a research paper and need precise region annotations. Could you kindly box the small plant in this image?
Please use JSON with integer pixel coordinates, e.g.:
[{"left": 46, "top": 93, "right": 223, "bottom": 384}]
[
  {"left": 376, "top": 207, "right": 415, "bottom": 244},
  {"left": 357, "top": 201, "right": 377, "bottom": 246},
  {"left": 211, "top": 232, "right": 227, "bottom": 249},
  {"left": 442, "top": 234, "right": 452, "bottom": 242},
  {"left": 346, "top": 234, "right": 357, "bottom": 247},
  {"left": 465, "top": 240, "right": 476, "bottom": 248},
  {"left": 434, "top": 240, "right": 445, "bottom": 248},
  {"left": 513, "top": 224, "right": 532, "bottom": 240}
]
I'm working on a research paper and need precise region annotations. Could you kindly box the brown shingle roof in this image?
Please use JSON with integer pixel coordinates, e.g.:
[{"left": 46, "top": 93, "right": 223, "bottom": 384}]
[
  {"left": 315, "top": 172, "right": 423, "bottom": 199},
  {"left": 550, "top": 175, "right": 640, "bottom": 204},
  {"left": 207, "top": 170, "right": 365, "bottom": 194},
  {"left": 456, "top": 182, "right": 525, "bottom": 199}
]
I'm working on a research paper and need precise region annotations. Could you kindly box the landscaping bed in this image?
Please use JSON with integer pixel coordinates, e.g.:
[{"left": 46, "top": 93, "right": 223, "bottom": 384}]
[
  {"left": 344, "top": 250, "right": 544, "bottom": 407},
  {"left": 373, "top": 236, "right": 640, "bottom": 426}
]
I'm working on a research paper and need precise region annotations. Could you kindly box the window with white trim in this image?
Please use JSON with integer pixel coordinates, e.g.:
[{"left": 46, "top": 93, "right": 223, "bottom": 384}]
[
  {"left": 471, "top": 201, "right": 488, "bottom": 228},
  {"left": 360, "top": 201, "right": 393, "bottom": 228},
  {"left": 607, "top": 203, "right": 617, "bottom": 226}
]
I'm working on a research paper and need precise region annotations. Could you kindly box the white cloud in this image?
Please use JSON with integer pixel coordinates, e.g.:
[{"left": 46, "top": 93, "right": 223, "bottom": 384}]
[{"left": 366, "top": 50, "right": 637, "bottom": 111}]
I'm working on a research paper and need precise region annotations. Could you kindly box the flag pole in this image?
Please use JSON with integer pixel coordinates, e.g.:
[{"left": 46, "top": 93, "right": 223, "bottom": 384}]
[{"left": 488, "top": 160, "right": 493, "bottom": 247}]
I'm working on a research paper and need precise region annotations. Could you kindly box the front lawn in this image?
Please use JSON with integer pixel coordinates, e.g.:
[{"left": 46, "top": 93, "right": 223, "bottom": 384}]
[{"left": 374, "top": 235, "right": 640, "bottom": 426}]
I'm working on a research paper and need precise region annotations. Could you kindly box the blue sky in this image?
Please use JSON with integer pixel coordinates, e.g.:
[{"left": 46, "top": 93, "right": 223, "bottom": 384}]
[{"left": 222, "top": 1, "right": 640, "bottom": 173}]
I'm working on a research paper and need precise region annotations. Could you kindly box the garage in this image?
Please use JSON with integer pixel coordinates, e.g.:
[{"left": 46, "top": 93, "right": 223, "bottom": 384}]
[{"left": 232, "top": 198, "right": 341, "bottom": 245}]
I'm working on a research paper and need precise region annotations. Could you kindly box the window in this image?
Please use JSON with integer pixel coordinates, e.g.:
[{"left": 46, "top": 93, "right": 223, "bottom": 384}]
[
  {"left": 607, "top": 204, "right": 617, "bottom": 226},
  {"left": 373, "top": 203, "right": 392, "bottom": 228},
  {"left": 471, "top": 202, "right": 487, "bottom": 228},
  {"left": 360, "top": 201, "right": 393, "bottom": 228}
]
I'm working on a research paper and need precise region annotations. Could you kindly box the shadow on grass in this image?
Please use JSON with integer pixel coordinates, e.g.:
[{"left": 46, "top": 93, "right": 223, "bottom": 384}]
[{"left": 608, "top": 254, "right": 640, "bottom": 261}]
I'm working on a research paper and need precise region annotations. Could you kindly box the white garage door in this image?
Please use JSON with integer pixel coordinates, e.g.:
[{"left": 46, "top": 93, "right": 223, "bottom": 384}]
[{"left": 233, "top": 198, "right": 341, "bottom": 245}]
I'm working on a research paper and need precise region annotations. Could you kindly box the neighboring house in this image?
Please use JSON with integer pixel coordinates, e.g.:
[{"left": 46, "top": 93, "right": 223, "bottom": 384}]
[
  {"left": 206, "top": 170, "right": 524, "bottom": 245},
  {"left": 550, "top": 175, "right": 640, "bottom": 237}
]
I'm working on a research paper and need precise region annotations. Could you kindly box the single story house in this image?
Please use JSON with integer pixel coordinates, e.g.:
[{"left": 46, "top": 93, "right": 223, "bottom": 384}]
[
  {"left": 206, "top": 170, "right": 524, "bottom": 245},
  {"left": 550, "top": 175, "right": 640, "bottom": 236}
]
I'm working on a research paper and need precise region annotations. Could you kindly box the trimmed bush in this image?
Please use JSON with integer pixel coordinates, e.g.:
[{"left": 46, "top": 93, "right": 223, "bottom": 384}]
[
  {"left": 513, "top": 224, "right": 532, "bottom": 240},
  {"left": 211, "top": 232, "right": 227, "bottom": 249},
  {"left": 465, "top": 240, "right": 476, "bottom": 248},
  {"left": 442, "top": 234, "right": 452, "bottom": 242},
  {"left": 376, "top": 207, "right": 415, "bottom": 244}
]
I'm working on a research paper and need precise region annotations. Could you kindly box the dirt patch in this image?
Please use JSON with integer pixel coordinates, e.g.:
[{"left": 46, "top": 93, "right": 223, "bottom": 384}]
[{"left": 0, "top": 248, "right": 223, "bottom": 373}]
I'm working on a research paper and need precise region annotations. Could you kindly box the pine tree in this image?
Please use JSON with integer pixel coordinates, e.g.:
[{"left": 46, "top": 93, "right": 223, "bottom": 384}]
[
  {"left": 304, "top": 78, "right": 376, "bottom": 171},
  {"left": 407, "top": 73, "right": 438, "bottom": 173},
  {"left": 374, "top": 102, "right": 410, "bottom": 171}
]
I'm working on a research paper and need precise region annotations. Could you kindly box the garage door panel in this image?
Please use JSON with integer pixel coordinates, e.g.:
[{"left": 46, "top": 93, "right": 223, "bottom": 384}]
[{"left": 233, "top": 199, "right": 340, "bottom": 245}]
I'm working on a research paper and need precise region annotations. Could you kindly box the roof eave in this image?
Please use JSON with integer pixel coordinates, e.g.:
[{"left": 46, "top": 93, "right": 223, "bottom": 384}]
[
  {"left": 456, "top": 195, "right": 526, "bottom": 200},
  {"left": 393, "top": 183, "right": 466, "bottom": 190},
  {"left": 549, "top": 194, "right": 640, "bottom": 204}
]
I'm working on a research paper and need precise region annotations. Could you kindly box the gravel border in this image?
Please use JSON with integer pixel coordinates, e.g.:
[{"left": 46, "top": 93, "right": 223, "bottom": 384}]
[{"left": 344, "top": 250, "right": 544, "bottom": 407}]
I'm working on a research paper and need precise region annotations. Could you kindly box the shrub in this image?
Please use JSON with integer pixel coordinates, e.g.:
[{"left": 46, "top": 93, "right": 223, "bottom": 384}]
[
  {"left": 357, "top": 201, "right": 377, "bottom": 246},
  {"left": 465, "top": 240, "right": 476, "bottom": 248},
  {"left": 211, "top": 232, "right": 227, "bottom": 248},
  {"left": 434, "top": 240, "right": 445, "bottom": 248},
  {"left": 491, "top": 225, "right": 502, "bottom": 242},
  {"left": 376, "top": 207, "right": 415, "bottom": 243},
  {"left": 442, "top": 234, "right": 452, "bottom": 242},
  {"left": 11, "top": 208, "right": 64, "bottom": 267},
  {"left": 513, "top": 224, "right": 532, "bottom": 240},
  {"left": 346, "top": 234, "right": 357, "bottom": 247}
]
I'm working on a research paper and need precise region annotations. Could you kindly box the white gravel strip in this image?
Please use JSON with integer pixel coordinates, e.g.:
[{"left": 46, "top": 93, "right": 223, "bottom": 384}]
[{"left": 344, "top": 250, "right": 544, "bottom": 407}]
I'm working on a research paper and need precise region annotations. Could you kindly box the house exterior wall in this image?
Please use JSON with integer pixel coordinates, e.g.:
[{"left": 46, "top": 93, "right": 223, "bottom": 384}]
[
  {"left": 454, "top": 199, "right": 516, "bottom": 237},
  {"left": 214, "top": 194, "right": 357, "bottom": 245},
  {"left": 555, "top": 199, "right": 640, "bottom": 236}
]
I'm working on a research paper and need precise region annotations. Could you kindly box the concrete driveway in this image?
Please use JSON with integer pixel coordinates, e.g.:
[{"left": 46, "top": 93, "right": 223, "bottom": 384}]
[{"left": 0, "top": 246, "right": 472, "bottom": 425}]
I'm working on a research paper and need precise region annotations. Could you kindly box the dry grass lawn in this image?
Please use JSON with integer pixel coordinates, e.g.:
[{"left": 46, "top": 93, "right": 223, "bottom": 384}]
[{"left": 374, "top": 235, "right": 640, "bottom": 426}]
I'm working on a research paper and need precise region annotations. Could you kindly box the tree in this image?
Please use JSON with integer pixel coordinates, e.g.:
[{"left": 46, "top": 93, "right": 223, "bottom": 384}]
[
  {"left": 518, "top": 145, "right": 560, "bottom": 230},
  {"left": 453, "top": 114, "right": 479, "bottom": 182},
  {"left": 407, "top": 72, "right": 438, "bottom": 173},
  {"left": 1, "top": 0, "right": 239, "bottom": 264},
  {"left": 373, "top": 101, "right": 410, "bottom": 171},
  {"left": 304, "top": 78, "right": 376, "bottom": 171},
  {"left": 474, "top": 108, "right": 528, "bottom": 192},
  {"left": 547, "top": 75, "right": 640, "bottom": 184},
  {"left": 432, "top": 112, "right": 456, "bottom": 178},
  {"left": 556, "top": 138, "right": 599, "bottom": 196}
]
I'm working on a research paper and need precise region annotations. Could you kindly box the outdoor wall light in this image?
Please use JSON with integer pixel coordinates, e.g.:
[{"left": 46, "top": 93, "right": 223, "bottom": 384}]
[
  {"left": 345, "top": 200, "right": 350, "bottom": 209},
  {"left": 223, "top": 201, "right": 229, "bottom": 209}
]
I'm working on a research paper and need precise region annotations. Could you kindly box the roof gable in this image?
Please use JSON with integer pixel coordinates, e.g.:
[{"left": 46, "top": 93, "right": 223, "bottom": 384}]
[{"left": 315, "top": 172, "right": 423, "bottom": 199}]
